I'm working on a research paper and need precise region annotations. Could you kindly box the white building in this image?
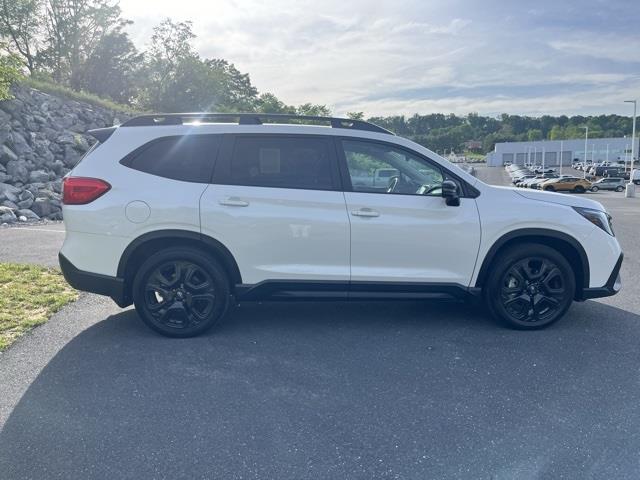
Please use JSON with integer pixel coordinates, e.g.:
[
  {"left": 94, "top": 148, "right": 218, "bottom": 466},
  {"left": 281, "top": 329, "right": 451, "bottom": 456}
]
[{"left": 486, "top": 137, "right": 639, "bottom": 167}]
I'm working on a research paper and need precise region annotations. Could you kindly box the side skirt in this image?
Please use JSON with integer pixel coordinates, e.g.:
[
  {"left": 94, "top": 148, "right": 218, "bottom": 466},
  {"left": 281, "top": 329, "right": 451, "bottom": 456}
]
[{"left": 235, "top": 280, "right": 481, "bottom": 302}]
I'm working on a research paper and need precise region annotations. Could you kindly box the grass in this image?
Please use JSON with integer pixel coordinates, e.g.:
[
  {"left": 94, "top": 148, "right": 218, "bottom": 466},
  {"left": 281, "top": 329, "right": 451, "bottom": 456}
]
[
  {"left": 0, "top": 263, "right": 78, "bottom": 351},
  {"left": 19, "top": 76, "right": 144, "bottom": 115}
]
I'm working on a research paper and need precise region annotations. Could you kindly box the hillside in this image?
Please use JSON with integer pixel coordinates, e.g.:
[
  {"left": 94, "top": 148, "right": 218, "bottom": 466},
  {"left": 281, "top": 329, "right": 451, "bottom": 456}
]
[{"left": 0, "top": 84, "right": 127, "bottom": 224}]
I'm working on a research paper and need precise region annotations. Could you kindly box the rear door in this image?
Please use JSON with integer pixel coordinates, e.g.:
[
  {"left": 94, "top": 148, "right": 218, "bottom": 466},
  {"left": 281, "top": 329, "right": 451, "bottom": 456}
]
[
  {"left": 337, "top": 138, "right": 481, "bottom": 287},
  {"left": 200, "top": 134, "right": 350, "bottom": 288}
]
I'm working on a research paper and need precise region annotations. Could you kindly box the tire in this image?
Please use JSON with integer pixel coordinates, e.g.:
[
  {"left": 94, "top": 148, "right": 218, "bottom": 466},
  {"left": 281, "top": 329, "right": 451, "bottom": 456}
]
[
  {"left": 616, "top": 186, "right": 624, "bottom": 192},
  {"left": 574, "top": 185, "right": 585, "bottom": 193},
  {"left": 544, "top": 186, "right": 554, "bottom": 192},
  {"left": 591, "top": 186, "right": 599, "bottom": 192},
  {"left": 484, "top": 243, "right": 575, "bottom": 330},
  {"left": 132, "top": 247, "right": 230, "bottom": 338}
]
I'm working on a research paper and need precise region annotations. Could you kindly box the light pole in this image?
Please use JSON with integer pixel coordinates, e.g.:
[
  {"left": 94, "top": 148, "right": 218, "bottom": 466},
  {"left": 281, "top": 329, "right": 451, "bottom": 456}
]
[
  {"left": 559, "top": 140, "right": 563, "bottom": 176},
  {"left": 582, "top": 126, "right": 588, "bottom": 179},
  {"left": 624, "top": 100, "right": 637, "bottom": 197}
]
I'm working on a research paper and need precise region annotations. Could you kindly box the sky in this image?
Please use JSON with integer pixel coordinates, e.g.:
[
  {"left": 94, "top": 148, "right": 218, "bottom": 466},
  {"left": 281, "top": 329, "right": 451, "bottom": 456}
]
[{"left": 118, "top": 0, "right": 640, "bottom": 117}]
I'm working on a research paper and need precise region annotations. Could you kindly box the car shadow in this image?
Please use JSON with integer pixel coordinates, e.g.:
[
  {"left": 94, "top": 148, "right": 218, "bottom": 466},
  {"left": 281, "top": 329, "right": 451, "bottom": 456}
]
[{"left": 1, "top": 300, "right": 640, "bottom": 478}]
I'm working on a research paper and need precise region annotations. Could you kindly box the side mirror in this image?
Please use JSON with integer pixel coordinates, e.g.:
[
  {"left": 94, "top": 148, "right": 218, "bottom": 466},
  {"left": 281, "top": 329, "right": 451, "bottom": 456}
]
[{"left": 441, "top": 180, "right": 460, "bottom": 206}]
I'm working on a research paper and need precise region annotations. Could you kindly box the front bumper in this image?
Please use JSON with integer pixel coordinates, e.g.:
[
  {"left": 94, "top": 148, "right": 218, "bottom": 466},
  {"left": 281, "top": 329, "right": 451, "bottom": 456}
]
[
  {"left": 580, "top": 253, "right": 623, "bottom": 300},
  {"left": 58, "top": 253, "right": 129, "bottom": 307}
]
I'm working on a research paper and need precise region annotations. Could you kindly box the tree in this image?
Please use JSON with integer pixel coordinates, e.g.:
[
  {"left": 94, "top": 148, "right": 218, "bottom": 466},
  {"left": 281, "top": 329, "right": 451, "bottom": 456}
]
[
  {"left": 527, "top": 129, "right": 543, "bottom": 141},
  {"left": 76, "top": 29, "right": 142, "bottom": 103},
  {"left": 296, "top": 103, "right": 330, "bottom": 116},
  {"left": 255, "top": 92, "right": 295, "bottom": 113},
  {"left": 346, "top": 111, "right": 364, "bottom": 120},
  {"left": 0, "top": 0, "right": 45, "bottom": 73},
  {"left": 44, "top": 0, "right": 127, "bottom": 87}
]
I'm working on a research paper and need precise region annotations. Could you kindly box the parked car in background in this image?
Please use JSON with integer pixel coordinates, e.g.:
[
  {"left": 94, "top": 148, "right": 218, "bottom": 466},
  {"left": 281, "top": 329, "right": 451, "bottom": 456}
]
[
  {"left": 513, "top": 174, "right": 536, "bottom": 185},
  {"left": 525, "top": 174, "right": 560, "bottom": 189},
  {"left": 632, "top": 169, "right": 640, "bottom": 185},
  {"left": 542, "top": 177, "right": 592, "bottom": 193},
  {"left": 590, "top": 178, "right": 625, "bottom": 192},
  {"left": 533, "top": 167, "right": 555, "bottom": 174}
]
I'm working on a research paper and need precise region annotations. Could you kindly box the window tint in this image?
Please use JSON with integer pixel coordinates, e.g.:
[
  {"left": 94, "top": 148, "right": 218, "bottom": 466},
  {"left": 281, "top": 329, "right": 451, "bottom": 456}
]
[
  {"left": 126, "top": 135, "right": 220, "bottom": 183},
  {"left": 226, "top": 136, "right": 334, "bottom": 190},
  {"left": 342, "top": 140, "right": 445, "bottom": 196}
]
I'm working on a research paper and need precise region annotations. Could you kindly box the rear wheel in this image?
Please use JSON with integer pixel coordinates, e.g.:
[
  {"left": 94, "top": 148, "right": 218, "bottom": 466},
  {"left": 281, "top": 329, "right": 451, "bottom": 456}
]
[
  {"left": 132, "top": 247, "right": 230, "bottom": 337},
  {"left": 616, "top": 185, "right": 624, "bottom": 192},
  {"left": 484, "top": 244, "right": 575, "bottom": 329}
]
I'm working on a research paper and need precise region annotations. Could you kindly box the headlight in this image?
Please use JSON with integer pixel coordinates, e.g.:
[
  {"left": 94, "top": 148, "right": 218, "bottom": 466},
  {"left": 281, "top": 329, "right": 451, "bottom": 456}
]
[{"left": 573, "top": 207, "right": 614, "bottom": 236}]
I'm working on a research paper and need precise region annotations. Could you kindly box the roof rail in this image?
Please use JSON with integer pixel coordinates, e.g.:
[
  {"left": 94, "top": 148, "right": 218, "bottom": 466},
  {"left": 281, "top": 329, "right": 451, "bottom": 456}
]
[{"left": 119, "top": 113, "right": 393, "bottom": 135}]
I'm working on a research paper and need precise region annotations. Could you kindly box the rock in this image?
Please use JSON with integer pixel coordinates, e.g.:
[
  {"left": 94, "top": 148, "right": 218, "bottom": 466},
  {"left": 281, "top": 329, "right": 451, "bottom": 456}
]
[
  {"left": 6, "top": 160, "right": 29, "bottom": 183},
  {"left": 0, "top": 124, "right": 10, "bottom": 146},
  {"left": 8, "top": 131, "right": 31, "bottom": 156},
  {"left": 29, "top": 169, "right": 50, "bottom": 183},
  {"left": 2, "top": 199, "right": 19, "bottom": 209},
  {"left": 0, "top": 182, "right": 21, "bottom": 196},
  {"left": 0, "top": 145, "right": 18, "bottom": 165},
  {"left": 16, "top": 208, "right": 40, "bottom": 220},
  {"left": 17, "top": 198, "right": 33, "bottom": 209},
  {"left": 18, "top": 215, "right": 27, "bottom": 222},
  {"left": 30, "top": 197, "right": 59, "bottom": 218},
  {"left": 0, "top": 212, "right": 16, "bottom": 224}
]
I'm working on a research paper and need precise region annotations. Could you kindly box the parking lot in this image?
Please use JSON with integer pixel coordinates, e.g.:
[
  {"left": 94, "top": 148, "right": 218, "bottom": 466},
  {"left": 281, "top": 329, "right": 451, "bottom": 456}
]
[{"left": 1, "top": 170, "right": 640, "bottom": 479}]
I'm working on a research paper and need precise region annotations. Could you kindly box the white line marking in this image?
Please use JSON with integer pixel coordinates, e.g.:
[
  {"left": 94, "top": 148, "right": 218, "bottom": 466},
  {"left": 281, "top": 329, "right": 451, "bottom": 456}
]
[{"left": 5, "top": 228, "right": 65, "bottom": 233}]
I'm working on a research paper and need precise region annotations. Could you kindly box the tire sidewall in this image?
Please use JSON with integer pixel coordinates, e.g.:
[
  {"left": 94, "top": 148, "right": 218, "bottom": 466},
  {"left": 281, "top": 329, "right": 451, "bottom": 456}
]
[
  {"left": 133, "top": 247, "right": 230, "bottom": 338},
  {"left": 591, "top": 186, "right": 598, "bottom": 192},
  {"left": 484, "top": 244, "right": 576, "bottom": 330}
]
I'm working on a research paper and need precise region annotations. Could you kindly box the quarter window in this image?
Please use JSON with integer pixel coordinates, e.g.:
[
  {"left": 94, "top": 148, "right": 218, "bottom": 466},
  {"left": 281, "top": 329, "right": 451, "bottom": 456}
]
[
  {"left": 226, "top": 136, "right": 334, "bottom": 190},
  {"left": 125, "top": 135, "right": 220, "bottom": 183}
]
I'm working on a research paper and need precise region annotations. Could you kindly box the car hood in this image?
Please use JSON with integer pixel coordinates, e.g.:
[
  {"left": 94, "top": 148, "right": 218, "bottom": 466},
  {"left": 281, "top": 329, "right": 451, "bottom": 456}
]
[{"left": 492, "top": 186, "right": 606, "bottom": 211}]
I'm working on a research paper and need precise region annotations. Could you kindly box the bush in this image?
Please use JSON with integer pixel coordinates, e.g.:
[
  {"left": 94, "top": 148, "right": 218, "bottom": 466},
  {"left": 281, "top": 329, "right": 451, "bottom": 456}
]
[{"left": 0, "top": 54, "right": 22, "bottom": 100}]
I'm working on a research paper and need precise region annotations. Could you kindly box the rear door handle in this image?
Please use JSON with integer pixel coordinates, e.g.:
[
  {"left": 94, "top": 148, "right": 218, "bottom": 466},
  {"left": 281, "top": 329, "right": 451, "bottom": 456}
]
[
  {"left": 219, "top": 197, "right": 249, "bottom": 207},
  {"left": 351, "top": 208, "right": 380, "bottom": 218}
]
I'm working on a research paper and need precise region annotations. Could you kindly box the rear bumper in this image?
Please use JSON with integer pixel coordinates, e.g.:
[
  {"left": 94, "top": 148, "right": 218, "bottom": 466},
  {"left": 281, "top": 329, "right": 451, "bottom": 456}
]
[
  {"left": 580, "top": 253, "right": 623, "bottom": 300},
  {"left": 58, "top": 253, "right": 129, "bottom": 307}
]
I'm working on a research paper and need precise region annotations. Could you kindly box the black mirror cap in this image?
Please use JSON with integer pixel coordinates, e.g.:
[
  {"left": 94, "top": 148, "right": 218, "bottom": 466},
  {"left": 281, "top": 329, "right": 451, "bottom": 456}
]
[{"left": 441, "top": 180, "right": 460, "bottom": 206}]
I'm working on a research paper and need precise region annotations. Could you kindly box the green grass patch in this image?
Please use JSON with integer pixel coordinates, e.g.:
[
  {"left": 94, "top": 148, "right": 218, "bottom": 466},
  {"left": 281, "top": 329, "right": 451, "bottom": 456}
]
[
  {"left": 19, "top": 77, "right": 144, "bottom": 115},
  {"left": 0, "top": 263, "right": 78, "bottom": 351}
]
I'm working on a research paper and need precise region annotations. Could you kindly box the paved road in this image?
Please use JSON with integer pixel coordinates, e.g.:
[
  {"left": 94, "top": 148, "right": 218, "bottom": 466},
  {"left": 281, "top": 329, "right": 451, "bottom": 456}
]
[{"left": 0, "top": 172, "right": 639, "bottom": 479}]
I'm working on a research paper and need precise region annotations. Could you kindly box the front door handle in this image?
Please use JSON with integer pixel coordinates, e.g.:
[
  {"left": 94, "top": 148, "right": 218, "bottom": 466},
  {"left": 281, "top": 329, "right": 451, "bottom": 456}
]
[
  {"left": 219, "top": 197, "right": 249, "bottom": 207},
  {"left": 351, "top": 208, "right": 380, "bottom": 218}
]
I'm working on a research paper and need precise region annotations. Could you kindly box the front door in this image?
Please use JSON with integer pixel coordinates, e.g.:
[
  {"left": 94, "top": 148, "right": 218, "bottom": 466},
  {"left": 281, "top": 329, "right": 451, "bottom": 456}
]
[{"left": 339, "top": 138, "right": 481, "bottom": 287}]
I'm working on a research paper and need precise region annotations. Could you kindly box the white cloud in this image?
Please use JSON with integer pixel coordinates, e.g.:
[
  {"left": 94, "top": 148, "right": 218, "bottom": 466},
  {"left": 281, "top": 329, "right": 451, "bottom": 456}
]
[{"left": 118, "top": 0, "right": 640, "bottom": 116}]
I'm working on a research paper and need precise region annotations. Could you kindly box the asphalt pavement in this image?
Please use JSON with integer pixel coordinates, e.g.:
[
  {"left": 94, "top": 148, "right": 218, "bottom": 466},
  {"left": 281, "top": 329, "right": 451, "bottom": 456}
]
[{"left": 0, "top": 171, "right": 639, "bottom": 479}]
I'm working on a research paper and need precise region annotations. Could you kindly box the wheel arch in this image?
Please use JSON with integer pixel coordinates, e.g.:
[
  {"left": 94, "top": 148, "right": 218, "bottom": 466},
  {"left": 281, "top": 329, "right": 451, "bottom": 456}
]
[
  {"left": 475, "top": 228, "right": 589, "bottom": 299},
  {"left": 117, "top": 230, "right": 242, "bottom": 305}
]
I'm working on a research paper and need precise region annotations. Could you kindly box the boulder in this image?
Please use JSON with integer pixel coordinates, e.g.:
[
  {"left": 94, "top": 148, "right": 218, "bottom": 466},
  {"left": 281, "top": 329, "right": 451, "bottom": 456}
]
[
  {"left": 6, "top": 160, "right": 29, "bottom": 183},
  {"left": 0, "top": 145, "right": 18, "bottom": 165},
  {"left": 29, "top": 169, "right": 50, "bottom": 183},
  {"left": 30, "top": 197, "right": 58, "bottom": 218},
  {"left": 16, "top": 208, "right": 40, "bottom": 220}
]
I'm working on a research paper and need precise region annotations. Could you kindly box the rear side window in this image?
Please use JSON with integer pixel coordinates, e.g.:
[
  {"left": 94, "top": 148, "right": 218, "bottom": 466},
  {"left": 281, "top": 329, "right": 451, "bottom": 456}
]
[
  {"left": 220, "top": 136, "right": 335, "bottom": 190},
  {"left": 123, "top": 135, "right": 221, "bottom": 183}
]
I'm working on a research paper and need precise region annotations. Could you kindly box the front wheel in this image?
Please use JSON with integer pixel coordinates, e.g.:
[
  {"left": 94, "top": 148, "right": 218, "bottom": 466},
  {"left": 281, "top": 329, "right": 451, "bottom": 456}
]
[
  {"left": 574, "top": 185, "right": 585, "bottom": 193},
  {"left": 484, "top": 244, "right": 575, "bottom": 329},
  {"left": 591, "top": 186, "right": 599, "bottom": 192},
  {"left": 544, "top": 186, "right": 554, "bottom": 192},
  {"left": 132, "top": 247, "right": 230, "bottom": 337}
]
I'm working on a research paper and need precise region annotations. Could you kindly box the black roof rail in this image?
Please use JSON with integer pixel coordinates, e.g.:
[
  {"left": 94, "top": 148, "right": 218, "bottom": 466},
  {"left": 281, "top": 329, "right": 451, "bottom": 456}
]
[{"left": 119, "top": 113, "right": 393, "bottom": 135}]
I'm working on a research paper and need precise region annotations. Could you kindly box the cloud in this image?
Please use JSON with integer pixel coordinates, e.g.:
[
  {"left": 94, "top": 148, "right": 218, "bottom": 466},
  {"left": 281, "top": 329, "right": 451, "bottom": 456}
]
[{"left": 118, "top": 0, "right": 640, "bottom": 116}]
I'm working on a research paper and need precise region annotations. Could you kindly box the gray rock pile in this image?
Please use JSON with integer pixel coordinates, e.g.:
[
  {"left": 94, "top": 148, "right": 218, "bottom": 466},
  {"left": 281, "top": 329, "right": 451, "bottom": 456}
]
[{"left": 0, "top": 84, "right": 128, "bottom": 224}]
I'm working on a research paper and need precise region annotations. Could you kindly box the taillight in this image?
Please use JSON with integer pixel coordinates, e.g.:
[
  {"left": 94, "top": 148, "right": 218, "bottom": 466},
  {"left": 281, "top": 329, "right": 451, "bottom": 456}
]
[{"left": 62, "top": 177, "right": 111, "bottom": 205}]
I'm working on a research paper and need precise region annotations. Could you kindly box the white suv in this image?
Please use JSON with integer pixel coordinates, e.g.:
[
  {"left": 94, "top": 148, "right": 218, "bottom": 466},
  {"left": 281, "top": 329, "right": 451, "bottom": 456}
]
[{"left": 59, "top": 113, "right": 623, "bottom": 337}]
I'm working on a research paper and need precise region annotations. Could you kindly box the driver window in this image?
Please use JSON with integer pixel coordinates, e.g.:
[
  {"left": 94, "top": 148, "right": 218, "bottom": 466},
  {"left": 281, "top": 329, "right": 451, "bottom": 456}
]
[{"left": 342, "top": 140, "right": 444, "bottom": 196}]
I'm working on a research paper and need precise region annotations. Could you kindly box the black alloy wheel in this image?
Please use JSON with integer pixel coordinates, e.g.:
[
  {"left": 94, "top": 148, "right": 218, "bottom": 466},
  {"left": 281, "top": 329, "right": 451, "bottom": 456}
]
[
  {"left": 133, "top": 247, "right": 230, "bottom": 337},
  {"left": 485, "top": 244, "right": 575, "bottom": 329}
]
